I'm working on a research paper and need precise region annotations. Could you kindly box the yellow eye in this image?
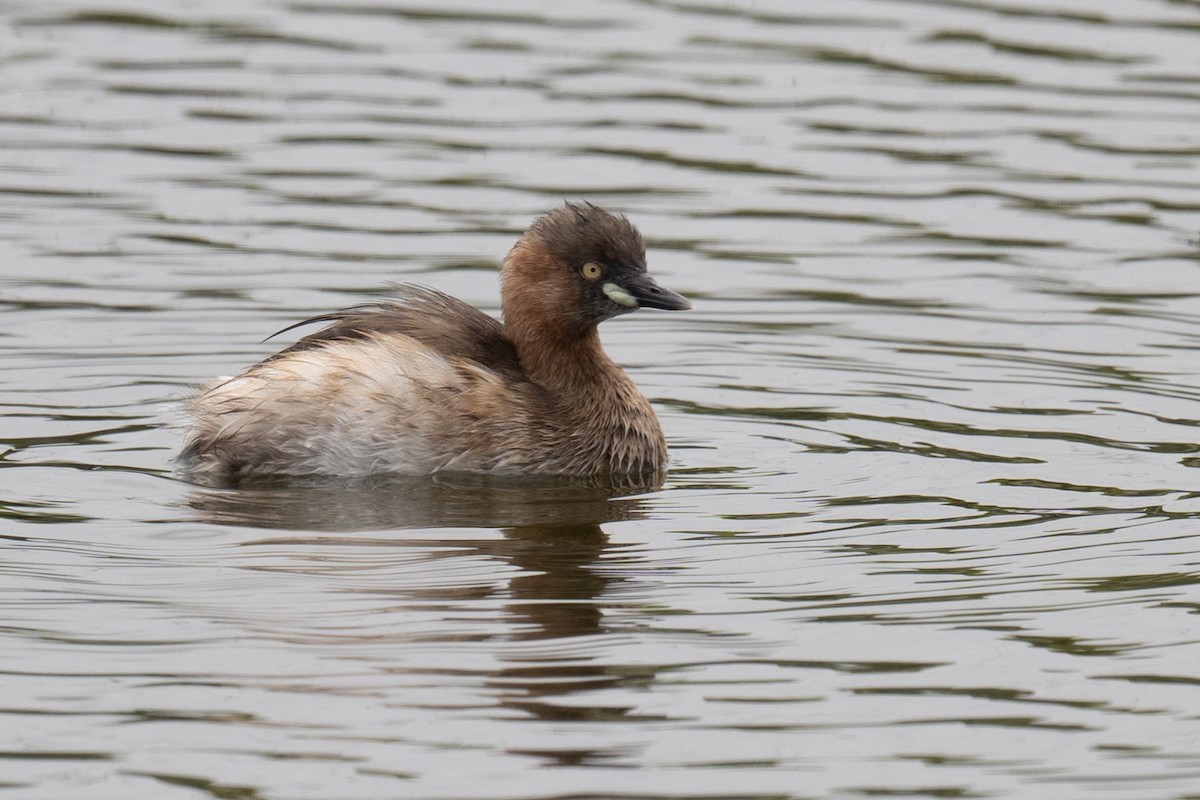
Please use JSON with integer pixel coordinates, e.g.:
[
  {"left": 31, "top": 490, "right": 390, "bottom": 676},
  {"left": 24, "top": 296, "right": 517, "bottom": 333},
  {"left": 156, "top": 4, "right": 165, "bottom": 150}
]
[{"left": 581, "top": 262, "right": 602, "bottom": 280}]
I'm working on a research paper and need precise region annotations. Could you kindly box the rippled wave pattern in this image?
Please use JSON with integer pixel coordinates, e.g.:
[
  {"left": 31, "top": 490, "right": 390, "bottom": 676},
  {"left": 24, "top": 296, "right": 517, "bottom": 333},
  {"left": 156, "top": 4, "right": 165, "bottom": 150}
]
[{"left": 3, "top": 0, "right": 1200, "bottom": 798}]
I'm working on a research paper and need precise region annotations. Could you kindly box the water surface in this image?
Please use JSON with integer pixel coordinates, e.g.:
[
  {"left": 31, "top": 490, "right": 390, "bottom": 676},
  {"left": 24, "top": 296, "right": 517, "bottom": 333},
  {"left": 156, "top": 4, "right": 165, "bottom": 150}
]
[{"left": 3, "top": 0, "right": 1200, "bottom": 798}]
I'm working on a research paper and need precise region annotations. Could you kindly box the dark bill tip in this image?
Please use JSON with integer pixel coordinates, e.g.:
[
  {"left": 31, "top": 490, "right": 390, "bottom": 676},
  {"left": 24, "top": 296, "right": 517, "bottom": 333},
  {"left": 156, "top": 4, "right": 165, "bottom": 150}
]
[{"left": 625, "top": 273, "right": 692, "bottom": 311}]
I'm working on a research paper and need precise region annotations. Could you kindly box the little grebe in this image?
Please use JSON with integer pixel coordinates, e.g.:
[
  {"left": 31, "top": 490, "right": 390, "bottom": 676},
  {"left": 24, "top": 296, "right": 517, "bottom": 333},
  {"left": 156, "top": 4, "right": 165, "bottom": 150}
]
[{"left": 179, "top": 203, "right": 691, "bottom": 482}]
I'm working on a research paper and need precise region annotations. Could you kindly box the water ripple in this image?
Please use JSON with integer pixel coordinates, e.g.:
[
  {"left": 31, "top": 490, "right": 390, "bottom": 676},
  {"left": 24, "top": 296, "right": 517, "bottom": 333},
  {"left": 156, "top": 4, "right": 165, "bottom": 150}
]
[{"left": 4, "top": 0, "right": 1200, "bottom": 797}]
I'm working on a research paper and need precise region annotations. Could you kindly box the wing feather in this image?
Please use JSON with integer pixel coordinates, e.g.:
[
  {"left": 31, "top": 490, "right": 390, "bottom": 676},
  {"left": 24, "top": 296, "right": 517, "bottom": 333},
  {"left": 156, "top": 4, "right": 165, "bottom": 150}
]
[{"left": 266, "top": 284, "right": 523, "bottom": 380}]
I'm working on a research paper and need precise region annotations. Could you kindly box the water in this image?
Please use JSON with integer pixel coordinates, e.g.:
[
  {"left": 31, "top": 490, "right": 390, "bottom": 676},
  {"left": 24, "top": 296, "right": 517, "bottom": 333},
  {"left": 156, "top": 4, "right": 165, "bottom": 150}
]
[{"left": 3, "top": 0, "right": 1200, "bottom": 797}]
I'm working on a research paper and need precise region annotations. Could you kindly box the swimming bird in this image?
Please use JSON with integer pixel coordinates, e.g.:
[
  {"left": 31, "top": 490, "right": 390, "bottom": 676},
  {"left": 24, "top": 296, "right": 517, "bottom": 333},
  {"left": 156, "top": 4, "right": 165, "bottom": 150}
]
[{"left": 179, "top": 203, "right": 690, "bottom": 483}]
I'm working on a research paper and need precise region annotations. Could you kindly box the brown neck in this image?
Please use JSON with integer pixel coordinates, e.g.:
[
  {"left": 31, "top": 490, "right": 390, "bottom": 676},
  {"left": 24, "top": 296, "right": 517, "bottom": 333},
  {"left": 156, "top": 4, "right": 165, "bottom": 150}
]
[
  {"left": 506, "top": 317, "right": 666, "bottom": 474},
  {"left": 508, "top": 322, "right": 627, "bottom": 398}
]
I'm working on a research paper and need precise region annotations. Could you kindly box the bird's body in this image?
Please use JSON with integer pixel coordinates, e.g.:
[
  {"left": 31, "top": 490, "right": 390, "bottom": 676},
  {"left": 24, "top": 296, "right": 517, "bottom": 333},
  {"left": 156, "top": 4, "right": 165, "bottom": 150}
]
[{"left": 179, "top": 204, "right": 690, "bottom": 483}]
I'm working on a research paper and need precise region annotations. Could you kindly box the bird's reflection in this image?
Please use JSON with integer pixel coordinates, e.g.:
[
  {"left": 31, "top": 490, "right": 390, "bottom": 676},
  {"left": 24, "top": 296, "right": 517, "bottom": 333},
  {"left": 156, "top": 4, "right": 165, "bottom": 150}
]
[
  {"left": 501, "top": 522, "right": 611, "bottom": 639},
  {"left": 187, "top": 474, "right": 662, "bottom": 638},
  {"left": 186, "top": 471, "right": 660, "bottom": 532},
  {"left": 186, "top": 472, "right": 660, "bottom": 639},
  {"left": 186, "top": 472, "right": 663, "bottom": 742}
]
